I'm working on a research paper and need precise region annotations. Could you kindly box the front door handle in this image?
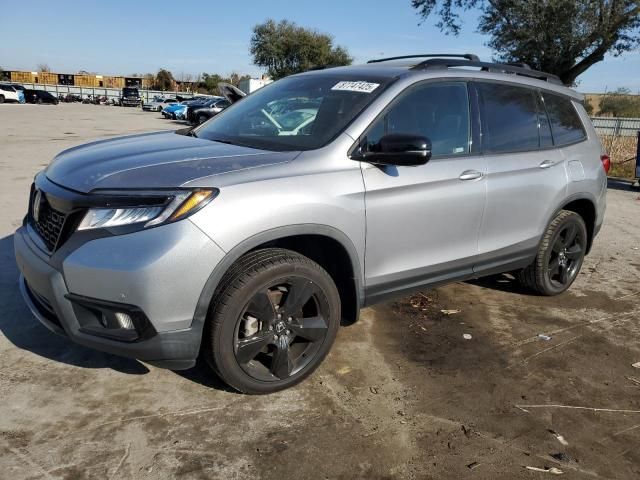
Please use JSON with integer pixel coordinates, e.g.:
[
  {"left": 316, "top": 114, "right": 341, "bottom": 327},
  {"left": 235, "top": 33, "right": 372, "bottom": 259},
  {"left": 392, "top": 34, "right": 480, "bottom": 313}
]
[
  {"left": 539, "top": 159, "right": 558, "bottom": 169},
  {"left": 459, "top": 170, "right": 484, "bottom": 181}
]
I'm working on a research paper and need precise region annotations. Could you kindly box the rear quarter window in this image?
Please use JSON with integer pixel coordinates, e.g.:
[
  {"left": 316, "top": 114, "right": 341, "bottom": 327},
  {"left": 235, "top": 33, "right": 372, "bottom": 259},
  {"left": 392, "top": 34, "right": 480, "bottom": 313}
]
[{"left": 542, "top": 93, "right": 587, "bottom": 146}]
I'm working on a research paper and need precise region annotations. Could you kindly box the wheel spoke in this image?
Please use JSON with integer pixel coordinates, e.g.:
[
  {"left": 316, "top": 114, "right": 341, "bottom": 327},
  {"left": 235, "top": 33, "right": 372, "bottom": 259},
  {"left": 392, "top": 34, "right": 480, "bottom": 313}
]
[
  {"left": 282, "top": 278, "right": 315, "bottom": 315},
  {"left": 271, "top": 337, "right": 294, "bottom": 379},
  {"left": 552, "top": 237, "right": 565, "bottom": 252},
  {"left": 566, "top": 244, "right": 583, "bottom": 260},
  {"left": 245, "top": 289, "right": 277, "bottom": 323},
  {"left": 559, "top": 264, "right": 570, "bottom": 285},
  {"left": 236, "top": 333, "right": 272, "bottom": 364},
  {"left": 289, "top": 315, "right": 327, "bottom": 342},
  {"left": 564, "top": 224, "right": 578, "bottom": 246}
]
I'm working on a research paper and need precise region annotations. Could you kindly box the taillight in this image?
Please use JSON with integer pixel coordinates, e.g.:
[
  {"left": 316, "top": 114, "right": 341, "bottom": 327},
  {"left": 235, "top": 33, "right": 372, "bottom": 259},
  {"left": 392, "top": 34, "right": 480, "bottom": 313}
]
[{"left": 600, "top": 154, "right": 611, "bottom": 174}]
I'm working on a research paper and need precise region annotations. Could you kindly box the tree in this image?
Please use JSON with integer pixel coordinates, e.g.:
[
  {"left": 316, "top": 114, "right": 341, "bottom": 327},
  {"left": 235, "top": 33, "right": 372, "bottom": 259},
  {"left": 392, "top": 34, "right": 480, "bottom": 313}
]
[
  {"left": 154, "top": 69, "right": 175, "bottom": 90},
  {"left": 37, "top": 63, "right": 50, "bottom": 72},
  {"left": 250, "top": 19, "right": 353, "bottom": 80},
  {"left": 599, "top": 88, "right": 640, "bottom": 117},
  {"left": 411, "top": 0, "right": 640, "bottom": 85}
]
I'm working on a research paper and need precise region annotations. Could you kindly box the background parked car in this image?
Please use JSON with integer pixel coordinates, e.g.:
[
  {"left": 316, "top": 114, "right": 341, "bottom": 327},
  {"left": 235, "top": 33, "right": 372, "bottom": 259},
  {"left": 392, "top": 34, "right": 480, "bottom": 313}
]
[
  {"left": 143, "top": 97, "right": 177, "bottom": 112},
  {"left": 120, "top": 87, "right": 141, "bottom": 107},
  {"left": 23, "top": 89, "right": 59, "bottom": 104},
  {"left": 188, "top": 97, "right": 230, "bottom": 124},
  {"left": 161, "top": 98, "right": 207, "bottom": 119},
  {"left": 0, "top": 84, "right": 22, "bottom": 103}
]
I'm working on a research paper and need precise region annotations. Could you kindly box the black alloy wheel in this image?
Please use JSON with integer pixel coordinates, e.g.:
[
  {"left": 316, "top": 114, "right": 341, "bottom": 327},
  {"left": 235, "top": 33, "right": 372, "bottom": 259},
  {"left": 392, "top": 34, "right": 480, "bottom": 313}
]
[
  {"left": 234, "top": 277, "right": 330, "bottom": 382},
  {"left": 547, "top": 221, "right": 585, "bottom": 289},
  {"left": 203, "top": 248, "right": 341, "bottom": 394},
  {"left": 518, "top": 210, "right": 588, "bottom": 295}
]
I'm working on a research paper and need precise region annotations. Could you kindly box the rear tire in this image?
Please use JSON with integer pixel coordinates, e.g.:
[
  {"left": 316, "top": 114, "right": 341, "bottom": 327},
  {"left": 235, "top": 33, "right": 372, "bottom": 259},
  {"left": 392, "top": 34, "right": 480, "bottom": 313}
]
[
  {"left": 203, "top": 248, "right": 341, "bottom": 394},
  {"left": 518, "top": 210, "right": 587, "bottom": 295},
  {"left": 0, "top": 95, "right": 5, "bottom": 104},
  {"left": 197, "top": 113, "right": 207, "bottom": 124}
]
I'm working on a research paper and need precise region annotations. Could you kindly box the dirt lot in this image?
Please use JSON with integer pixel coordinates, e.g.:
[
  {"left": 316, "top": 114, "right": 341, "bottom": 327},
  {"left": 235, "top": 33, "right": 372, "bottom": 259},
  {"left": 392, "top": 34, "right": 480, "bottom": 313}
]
[{"left": 1, "top": 103, "right": 639, "bottom": 480}]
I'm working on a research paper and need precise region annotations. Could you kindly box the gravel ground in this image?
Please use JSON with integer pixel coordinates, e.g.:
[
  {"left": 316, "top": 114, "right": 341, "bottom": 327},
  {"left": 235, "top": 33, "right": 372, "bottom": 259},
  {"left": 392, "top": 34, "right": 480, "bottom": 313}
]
[{"left": 1, "top": 103, "right": 639, "bottom": 479}]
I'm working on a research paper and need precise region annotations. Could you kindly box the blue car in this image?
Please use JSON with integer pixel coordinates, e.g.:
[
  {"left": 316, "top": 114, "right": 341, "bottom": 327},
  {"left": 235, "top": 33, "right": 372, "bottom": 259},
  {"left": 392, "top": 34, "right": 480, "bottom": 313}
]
[{"left": 161, "top": 102, "right": 187, "bottom": 119}]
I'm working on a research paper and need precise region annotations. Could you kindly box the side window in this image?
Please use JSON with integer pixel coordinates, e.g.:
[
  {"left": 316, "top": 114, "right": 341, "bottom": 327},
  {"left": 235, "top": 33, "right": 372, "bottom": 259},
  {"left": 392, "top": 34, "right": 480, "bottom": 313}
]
[
  {"left": 478, "top": 82, "right": 540, "bottom": 153},
  {"left": 365, "top": 82, "right": 470, "bottom": 157},
  {"left": 543, "top": 93, "right": 587, "bottom": 146}
]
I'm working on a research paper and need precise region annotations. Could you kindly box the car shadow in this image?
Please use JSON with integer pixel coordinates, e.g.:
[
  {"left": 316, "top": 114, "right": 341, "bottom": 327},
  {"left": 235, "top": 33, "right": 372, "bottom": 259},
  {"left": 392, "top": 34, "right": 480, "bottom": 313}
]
[
  {"left": 607, "top": 177, "right": 637, "bottom": 191},
  {"left": 173, "top": 358, "right": 237, "bottom": 393},
  {"left": 0, "top": 233, "right": 149, "bottom": 374},
  {"left": 466, "top": 272, "right": 534, "bottom": 295}
]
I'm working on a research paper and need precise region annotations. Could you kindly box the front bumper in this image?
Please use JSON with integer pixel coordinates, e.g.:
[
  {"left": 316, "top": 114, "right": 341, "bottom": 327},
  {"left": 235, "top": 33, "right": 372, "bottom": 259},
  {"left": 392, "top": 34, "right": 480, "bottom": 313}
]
[{"left": 14, "top": 215, "right": 226, "bottom": 369}]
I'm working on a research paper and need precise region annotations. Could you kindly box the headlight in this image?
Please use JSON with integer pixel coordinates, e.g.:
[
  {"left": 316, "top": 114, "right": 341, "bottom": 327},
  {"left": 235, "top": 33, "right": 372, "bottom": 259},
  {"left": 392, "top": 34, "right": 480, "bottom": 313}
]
[{"left": 77, "top": 189, "right": 216, "bottom": 231}]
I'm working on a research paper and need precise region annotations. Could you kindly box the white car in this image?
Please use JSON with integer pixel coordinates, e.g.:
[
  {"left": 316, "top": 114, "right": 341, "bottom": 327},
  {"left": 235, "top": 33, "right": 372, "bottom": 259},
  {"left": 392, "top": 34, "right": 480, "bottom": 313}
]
[
  {"left": 0, "top": 84, "right": 21, "bottom": 103},
  {"left": 142, "top": 97, "right": 177, "bottom": 112}
]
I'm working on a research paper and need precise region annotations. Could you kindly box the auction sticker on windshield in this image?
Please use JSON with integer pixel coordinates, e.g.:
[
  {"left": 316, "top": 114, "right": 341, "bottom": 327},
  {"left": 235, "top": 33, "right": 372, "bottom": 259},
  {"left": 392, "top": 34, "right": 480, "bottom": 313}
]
[{"left": 331, "top": 81, "right": 380, "bottom": 93}]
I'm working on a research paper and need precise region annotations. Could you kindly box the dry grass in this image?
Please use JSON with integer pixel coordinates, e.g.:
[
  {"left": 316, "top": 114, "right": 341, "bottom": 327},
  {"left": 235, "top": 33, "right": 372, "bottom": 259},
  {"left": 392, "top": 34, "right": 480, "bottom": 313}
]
[{"left": 597, "top": 134, "right": 638, "bottom": 178}]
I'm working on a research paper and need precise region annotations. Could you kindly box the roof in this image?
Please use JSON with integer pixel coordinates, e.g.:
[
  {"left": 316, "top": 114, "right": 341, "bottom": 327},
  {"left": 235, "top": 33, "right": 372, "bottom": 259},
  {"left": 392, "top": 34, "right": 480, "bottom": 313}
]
[{"left": 298, "top": 54, "right": 582, "bottom": 101}]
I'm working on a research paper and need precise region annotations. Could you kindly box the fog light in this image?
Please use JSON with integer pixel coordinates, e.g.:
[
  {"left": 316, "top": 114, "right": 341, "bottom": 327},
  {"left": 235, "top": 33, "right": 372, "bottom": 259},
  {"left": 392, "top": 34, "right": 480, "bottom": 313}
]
[
  {"left": 115, "top": 312, "right": 135, "bottom": 330},
  {"left": 66, "top": 293, "right": 156, "bottom": 342}
]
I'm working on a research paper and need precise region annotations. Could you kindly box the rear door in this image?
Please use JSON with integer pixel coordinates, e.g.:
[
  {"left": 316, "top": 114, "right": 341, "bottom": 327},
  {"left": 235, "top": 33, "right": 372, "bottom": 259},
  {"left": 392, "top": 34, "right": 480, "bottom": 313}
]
[
  {"left": 474, "top": 81, "right": 567, "bottom": 272},
  {"left": 361, "top": 81, "right": 488, "bottom": 301}
]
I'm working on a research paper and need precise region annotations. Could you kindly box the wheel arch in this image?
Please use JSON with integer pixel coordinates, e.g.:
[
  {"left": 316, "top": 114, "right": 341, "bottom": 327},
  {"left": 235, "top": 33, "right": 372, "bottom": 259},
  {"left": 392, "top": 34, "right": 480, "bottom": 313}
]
[
  {"left": 557, "top": 194, "right": 597, "bottom": 254},
  {"left": 192, "top": 224, "right": 364, "bottom": 337}
]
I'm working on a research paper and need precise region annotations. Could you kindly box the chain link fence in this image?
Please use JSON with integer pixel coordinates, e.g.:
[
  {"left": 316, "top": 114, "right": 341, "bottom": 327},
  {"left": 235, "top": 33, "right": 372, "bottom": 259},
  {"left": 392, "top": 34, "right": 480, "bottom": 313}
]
[{"left": 591, "top": 117, "right": 640, "bottom": 179}]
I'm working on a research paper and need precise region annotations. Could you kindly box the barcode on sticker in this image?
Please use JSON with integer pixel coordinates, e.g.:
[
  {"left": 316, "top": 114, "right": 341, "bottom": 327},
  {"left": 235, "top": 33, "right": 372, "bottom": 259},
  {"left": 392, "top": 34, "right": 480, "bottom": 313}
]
[{"left": 331, "top": 81, "right": 380, "bottom": 93}]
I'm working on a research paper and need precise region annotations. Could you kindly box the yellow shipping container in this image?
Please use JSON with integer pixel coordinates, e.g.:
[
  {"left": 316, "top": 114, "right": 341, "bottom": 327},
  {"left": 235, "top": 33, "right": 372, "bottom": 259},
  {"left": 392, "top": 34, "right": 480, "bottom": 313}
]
[
  {"left": 11, "top": 71, "right": 36, "bottom": 83},
  {"left": 74, "top": 75, "right": 99, "bottom": 87},
  {"left": 39, "top": 72, "right": 58, "bottom": 85}
]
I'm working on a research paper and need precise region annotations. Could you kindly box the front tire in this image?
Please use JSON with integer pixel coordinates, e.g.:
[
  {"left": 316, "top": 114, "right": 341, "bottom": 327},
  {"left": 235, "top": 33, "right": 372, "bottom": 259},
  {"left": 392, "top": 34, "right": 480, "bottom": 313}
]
[
  {"left": 518, "top": 210, "right": 587, "bottom": 295},
  {"left": 197, "top": 113, "right": 208, "bottom": 124},
  {"left": 203, "top": 248, "right": 341, "bottom": 394}
]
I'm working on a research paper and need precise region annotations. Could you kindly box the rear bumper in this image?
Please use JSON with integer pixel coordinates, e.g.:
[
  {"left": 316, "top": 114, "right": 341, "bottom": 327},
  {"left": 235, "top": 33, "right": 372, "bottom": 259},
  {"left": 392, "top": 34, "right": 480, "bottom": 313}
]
[{"left": 14, "top": 220, "right": 225, "bottom": 370}]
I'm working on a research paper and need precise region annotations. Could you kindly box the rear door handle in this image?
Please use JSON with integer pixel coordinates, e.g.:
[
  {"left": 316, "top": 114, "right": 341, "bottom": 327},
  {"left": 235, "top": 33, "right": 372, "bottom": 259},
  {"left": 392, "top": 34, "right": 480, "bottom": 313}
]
[
  {"left": 539, "top": 159, "right": 558, "bottom": 169},
  {"left": 459, "top": 170, "right": 484, "bottom": 181}
]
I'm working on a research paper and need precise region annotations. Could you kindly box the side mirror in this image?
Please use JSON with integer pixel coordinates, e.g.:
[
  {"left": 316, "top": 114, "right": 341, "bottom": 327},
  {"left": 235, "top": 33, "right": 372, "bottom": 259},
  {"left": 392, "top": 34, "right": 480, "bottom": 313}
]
[{"left": 354, "top": 134, "right": 432, "bottom": 166}]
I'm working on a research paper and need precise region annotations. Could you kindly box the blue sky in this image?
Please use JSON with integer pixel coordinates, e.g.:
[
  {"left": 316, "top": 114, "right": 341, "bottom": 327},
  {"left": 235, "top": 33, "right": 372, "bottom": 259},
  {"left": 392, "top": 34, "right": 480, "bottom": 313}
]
[{"left": 1, "top": 0, "right": 638, "bottom": 93}]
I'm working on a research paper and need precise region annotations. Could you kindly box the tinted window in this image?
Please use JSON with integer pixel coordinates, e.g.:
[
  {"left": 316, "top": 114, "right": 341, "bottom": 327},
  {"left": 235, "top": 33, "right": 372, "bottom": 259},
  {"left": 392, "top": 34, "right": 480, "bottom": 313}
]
[
  {"left": 365, "top": 82, "right": 470, "bottom": 157},
  {"left": 543, "top": 93, "right": 586, "bottom": 146},
  {"left": 478, "top": 83, "right": 539, "bottom": 153}
]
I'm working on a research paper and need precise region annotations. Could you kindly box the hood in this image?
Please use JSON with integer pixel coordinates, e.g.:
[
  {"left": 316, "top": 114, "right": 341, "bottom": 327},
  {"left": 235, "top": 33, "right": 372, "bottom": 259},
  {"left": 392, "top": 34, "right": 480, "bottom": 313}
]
[
  {"left": 218, "top": 82, "right": 246, "bottom": 104},
  {"left": 45, "top": 131, "right": 298, "bottom": 193}
]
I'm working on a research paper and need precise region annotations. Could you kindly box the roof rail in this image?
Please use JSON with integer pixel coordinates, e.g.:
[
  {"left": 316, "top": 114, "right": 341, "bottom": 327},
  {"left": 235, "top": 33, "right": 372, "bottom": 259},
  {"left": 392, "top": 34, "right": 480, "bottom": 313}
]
[
  {"left": 367, "top": 53, "right": 480, "bottom": 64},
  {"left": 410, "top": 58, "right": 562, "bottom": 85}
]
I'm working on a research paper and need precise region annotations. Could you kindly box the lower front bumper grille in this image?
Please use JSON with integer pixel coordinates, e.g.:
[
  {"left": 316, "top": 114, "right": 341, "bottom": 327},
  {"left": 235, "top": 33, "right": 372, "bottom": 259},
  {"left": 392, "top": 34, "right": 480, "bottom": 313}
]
[{"left": 23, "top": 280, "right": 64, "bottom": 330}]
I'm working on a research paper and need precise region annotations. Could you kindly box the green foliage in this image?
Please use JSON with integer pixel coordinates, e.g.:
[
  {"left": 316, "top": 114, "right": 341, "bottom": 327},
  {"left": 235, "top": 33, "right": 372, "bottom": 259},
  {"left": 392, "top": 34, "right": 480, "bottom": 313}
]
[
  {"left": 154, "top": 69, "right": 175, "bottom": 90},
  {"left": 411, "top": 0, "right": 640, "bottom": 85},
  {"left": 197, "top": 72, "right": 251, "bottom": 94},
  {"left": 599, "top": 88, "right": 640, "bottom": 117},
  {"left": 584, "top": 99, "right": 595, "bottom": 115},
  {"left": 250, "top": 19, "right": 353, "bottom": 80}
]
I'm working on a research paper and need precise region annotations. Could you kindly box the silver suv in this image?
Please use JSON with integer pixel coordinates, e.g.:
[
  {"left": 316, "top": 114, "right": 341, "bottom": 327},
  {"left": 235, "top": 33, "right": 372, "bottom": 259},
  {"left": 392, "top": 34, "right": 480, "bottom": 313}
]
[{"left": 14, "top": 54, "right": 607, "bottom": 393}]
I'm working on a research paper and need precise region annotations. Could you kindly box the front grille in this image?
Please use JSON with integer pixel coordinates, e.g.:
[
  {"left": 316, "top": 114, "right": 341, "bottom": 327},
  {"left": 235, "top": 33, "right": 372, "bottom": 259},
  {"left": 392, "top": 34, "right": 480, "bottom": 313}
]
[{"left": 32, "top": 200, "right": 67, "bottom": 251}]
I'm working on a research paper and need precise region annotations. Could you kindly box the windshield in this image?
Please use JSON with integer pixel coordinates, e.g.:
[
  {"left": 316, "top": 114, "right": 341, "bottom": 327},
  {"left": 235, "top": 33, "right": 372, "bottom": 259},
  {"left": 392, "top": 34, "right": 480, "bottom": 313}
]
[
  {"left": 123, "top": 88, "right": 139, "bottom": 96},
  {"left": 195, "top": 74, "right": 393, "bottom": 151}
]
